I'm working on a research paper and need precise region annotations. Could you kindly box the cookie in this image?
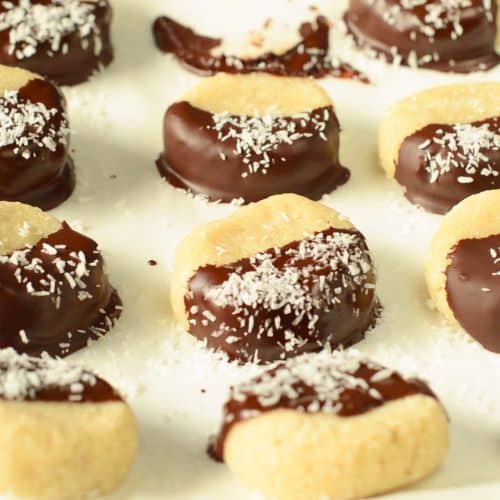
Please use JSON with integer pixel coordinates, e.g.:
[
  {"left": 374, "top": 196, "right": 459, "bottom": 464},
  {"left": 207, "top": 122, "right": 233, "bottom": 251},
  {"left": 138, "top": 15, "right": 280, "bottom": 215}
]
[
  {"left": 379, "top": 82, "right": 500, "bottom": 214},
  {"left": 426, "top": 189, "right": 500, "bottom": 352},
  {"left": 171, "top": 194, "right": 380, "bottom": 363},
  {"left": 0, "top": 0, "right": 114, "bottom": 86},
  {"left": 210, "top": 349, "right": 448, "bottom": 500},
  {"left": 152, "top": 15, "right": 366, "bottom": 81},
  {"left": 0, "top": 201, "right": 122, "bottom": 357},
  {"left": 344, "top": 0, "right": 500, "bottom": 73},
  {"left": 157, "top": 73, "right": 350, "bottom": 204},
  {"left": 0, "top": 65, "right": 75, "bottom": 210},
  {"left": 0, "top": 348, "right": 137, "bottom": 500}
]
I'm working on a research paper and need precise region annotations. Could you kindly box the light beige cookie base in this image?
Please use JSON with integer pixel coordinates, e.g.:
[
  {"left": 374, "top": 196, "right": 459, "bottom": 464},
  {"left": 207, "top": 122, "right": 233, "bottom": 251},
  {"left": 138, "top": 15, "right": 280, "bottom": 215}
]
[
  {"left": 0, "top": 64, "right": 42, "bottom": 95},
  {"left": 378, "top": 82, "right": 500, "bottom": 177},
  {"left": 0, "top": 201, "right": 61, "bottom": 255},
  {"left": 183, "top": 73, "right": 333, "bottom": 116},
  {"left": 425, "top": 189, "right": 500, "bottom": 326},
  {"left": 0, "top": 401, "right": 138, "bottom": 500},
  {"left": 224, "top": 395, "right": 448, "bottom": 500},
  {"left": 171, "top": 194, "right": 354, "bottom": 330}
]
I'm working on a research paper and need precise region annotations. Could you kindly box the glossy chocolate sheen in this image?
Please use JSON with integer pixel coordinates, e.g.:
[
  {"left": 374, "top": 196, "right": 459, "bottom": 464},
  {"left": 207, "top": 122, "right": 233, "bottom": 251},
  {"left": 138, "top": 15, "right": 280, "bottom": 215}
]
[
  {"left": 157, "top": 102, "right": 350, "bottom": 203},
  {"left": 185, "top": 228, "right": 379, "bottom": 364},
  {"left": 153, "top": 15, "right": 368, "bottom": 82},
  {"left": 0, "top": 0, "right": 113, "bottom": 86},
  {"left": 210, "top": 362, "right": 434, "bottom": 461},
  {"left": 0, "top": 78, "right": 75, "bottom": 210},
  {"left": 446, "top": 234, "right": 500, "bottom": 353},
  {"left": 0, "top": 222, "right": 122, "bottom": 358},
  {"left": 396, "top": 117, "right": 500, "bottom": 214},
  {"left": 344, "top": 0, "right": 500, "bottom": 73}
]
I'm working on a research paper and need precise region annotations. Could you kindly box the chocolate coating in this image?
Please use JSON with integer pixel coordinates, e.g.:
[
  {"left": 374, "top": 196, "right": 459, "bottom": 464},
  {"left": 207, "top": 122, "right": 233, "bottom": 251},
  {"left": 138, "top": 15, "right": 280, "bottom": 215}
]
[
  {"left": 0, "top": 222, "right": 122, "bottom": 358},
  {"left": 396, "top": 117, "right": 500, "bottom": 214},
  {"left": 157, "top": 102, "right": 350, "bottom": 203},
  {"left": 185, "top": 228, "right": 379, "bottom": 364},
  {"left": 0, "top": 78, "right": 75, "bottom": 210},
  {"left": 210, "top": 357, "right": 435, "bottom": 461},
  {"left": 446, "top": 234, "right": 500, "bottom": 353},
  {"left": 0, "top": 0, "right": 114, "bottom": 86},
  {"left": 153, "top": 15, "right": 368, "bottom": 82},
  {"left": 344, "top": 0, "right": 500, "bottom": 73}
]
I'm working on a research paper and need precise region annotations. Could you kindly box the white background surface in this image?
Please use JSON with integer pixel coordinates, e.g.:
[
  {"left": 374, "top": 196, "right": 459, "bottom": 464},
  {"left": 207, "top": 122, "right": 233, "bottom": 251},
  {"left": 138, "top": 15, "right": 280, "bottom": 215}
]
[{"left": 30, "top": 0, "right": 500, "bottom": 498}]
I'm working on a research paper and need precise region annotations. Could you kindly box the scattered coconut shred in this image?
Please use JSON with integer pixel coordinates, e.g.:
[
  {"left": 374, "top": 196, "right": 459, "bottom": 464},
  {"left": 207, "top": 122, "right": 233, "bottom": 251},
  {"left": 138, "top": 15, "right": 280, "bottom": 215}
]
[{"left": 0, "top": 347, "right": 97, "bottom": 401}]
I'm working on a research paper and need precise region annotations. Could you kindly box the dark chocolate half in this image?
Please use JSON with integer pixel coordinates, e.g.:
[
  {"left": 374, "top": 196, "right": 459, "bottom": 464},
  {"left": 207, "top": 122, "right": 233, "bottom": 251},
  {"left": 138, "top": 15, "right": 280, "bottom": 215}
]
[
  {"left": 0, "top": 348, "right": 122, "bottom": 403},
  {"left": 157, "top": 101, "right": 350, "bottom": 203},
  {"left": 344, "top": 0, "right": 500, "bottom": 73},
  {"left": 185, "top": 227, "right": 380, "bottom": 364},
  {"left": 396, "top": 117, "right": 500, "bottom": 214},
  {"left": 446, "top": 234, "right": 500, "bottom": 353},
  {"left": 209, "top": 352, "right": 435, "bottom": 461},
  {"left": 0, "top": 0, "right": 114, "bottom": 86},
  {"left": 0, "top": 78, "right": 75, "bottom": 210},
  {"left": 0, "top": 222, "right": 122, "bottom": 358},
  {"left": 152, "top": 15, "right": 368, "bottom": 82}
]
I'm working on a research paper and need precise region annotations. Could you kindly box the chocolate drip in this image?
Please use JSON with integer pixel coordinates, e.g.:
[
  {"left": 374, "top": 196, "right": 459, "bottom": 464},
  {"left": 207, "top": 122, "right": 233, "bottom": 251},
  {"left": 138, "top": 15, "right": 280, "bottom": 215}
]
[
  {"left": 0, "top": 0, "right": 114, "bottom": 86},
  {"left": 185, "top": 228, "right": 379, "bottom": 364},
  {"left": 396, "top": 117, "right": 500, "bottom": 214},
  {"left": 344, "top": 0, "right": 500, "bottom": 73},
  {"left": 0, "top": 78, "right": 75, "bottom": 210},
  {"left": 446, "top": 234, "right": 500, "bottom": 353},
  {"left": 0, "top": 223, "right": 122, "bottom": 358},
  {"left": 157, "top": 102, "right": 350, "bottom": 203},
  {"left": 153, "top": 16, "right": 368, "bottom": 82},
  {"left": 209, "top": 356, "right": 434, "bottom": 461}
]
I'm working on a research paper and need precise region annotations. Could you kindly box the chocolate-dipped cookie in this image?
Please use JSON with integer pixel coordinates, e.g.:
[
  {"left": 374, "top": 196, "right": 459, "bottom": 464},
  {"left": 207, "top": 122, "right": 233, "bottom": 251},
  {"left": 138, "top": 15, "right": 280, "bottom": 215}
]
[
  {"left": 0, "top": 201, "right": 122, "bottom": 357},
  {"left": 0, "top": 0, "right": 113, "bottom": 86},
  {"left": 157, "top": 73, "right": 350, "bottom": 203},
  {"left": 210, "top": 349, "right": 448, "bottom": 500},
  {"left": 153, "top": 15, "right": 367, "bottom": 81},
  {"left": 344, "top": 0, "right": 500, "bottom": 72},
  {"left": 379, "top": 82, "right": 500, "bottom": 214},
  {"left": 426, "top": 190, "right": 500, "bottom": 353},
  {"left": 171, "top": 194, "right": 380, "bottom": 364},
  {"left": 0, "top": 65, "right": 75, "bottom": 210},
  {"left": 0, "top": 348, "right": 137, "bottom": 500}
]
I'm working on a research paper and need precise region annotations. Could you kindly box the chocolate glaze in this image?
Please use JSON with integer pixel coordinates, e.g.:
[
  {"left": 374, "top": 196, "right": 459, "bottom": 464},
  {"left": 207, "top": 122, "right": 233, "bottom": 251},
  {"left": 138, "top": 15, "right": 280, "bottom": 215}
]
[
  {"left": 0, "top": 0, "right": 114, "bottom": 86},
  {"left": 446, "top": 234, "right": 500, "bottom": 353},
  {"left": 396, "top": 117, "right": 500, "bottom": 214},
  {"left": 0, "top": 222, "right": 122, "bottom": 358},
  {"left": 185, "top": 228, "right": 380, "bottom": 364},
  {"left": 157, "top": 102, "right": 350, "bottom": 203},
  {"left": 0, "top": 78, "right": 75, "bottom": 210},
  {"left": 209, "top": 358, "right": 435, "bottom": 461},
  {"left": 153, "top": 15, "right": 368, "bottom": 82},
  {"left": 344, "top": 0, "right": 500, "bottom": 73}
]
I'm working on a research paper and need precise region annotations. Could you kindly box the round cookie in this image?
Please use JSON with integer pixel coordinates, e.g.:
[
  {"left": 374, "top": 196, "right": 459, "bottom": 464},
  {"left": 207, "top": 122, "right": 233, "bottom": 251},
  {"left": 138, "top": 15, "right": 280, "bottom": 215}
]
[
  {"left": 426, "top": 190, "right": 500, "bottom": 352},
  {"left": 0, "top": 201, "right": 122, "bottom": 357},
  {"left": 0, "top": 0, "right": 114, "bottom": 86},
  {"left": 0, "top": 348, "right": 137, "bottom": 500},
  {"left": 0, "top": 65, "right": 75, "bottom": 210},
  {"left": 156, "top": 73, "right": 350, "bottom": 204},
  {"left": 344, "top": 0, "right": 500, "bottom": 73},
  {"left": 379, "top": 82, "right": 500, "bottom": 214},
  {"left": 210, "top": 349, "right": 449, "bottom": 500},
  {"left": 171, "top": 194, "right": 380, "bottom": 364}
]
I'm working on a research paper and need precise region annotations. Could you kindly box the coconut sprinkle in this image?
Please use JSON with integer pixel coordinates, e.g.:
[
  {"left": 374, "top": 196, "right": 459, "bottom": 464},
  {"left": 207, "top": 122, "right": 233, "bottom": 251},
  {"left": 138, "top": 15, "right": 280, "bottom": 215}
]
[
  {"left": 210, "top": 107, "right": 331, "bottom": 177},
  {"left": 0, "top": 347, "right": 97, "bottom": 401},
  {"left": 0, "top": 0, "right": 105, "bottom": 60},
  {"left": 419, "top": 119, "right": 500, "bottom": 183},
  {"left": 0, "top": 88, "right": 68, "bottom": 159}
]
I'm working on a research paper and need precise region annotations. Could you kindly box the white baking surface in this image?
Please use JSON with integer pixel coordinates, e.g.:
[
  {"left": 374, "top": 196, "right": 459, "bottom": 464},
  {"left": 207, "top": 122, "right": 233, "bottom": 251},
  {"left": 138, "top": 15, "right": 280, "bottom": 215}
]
[{"left": 16, "top": 0, "right": 499, "bottom": 498}]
